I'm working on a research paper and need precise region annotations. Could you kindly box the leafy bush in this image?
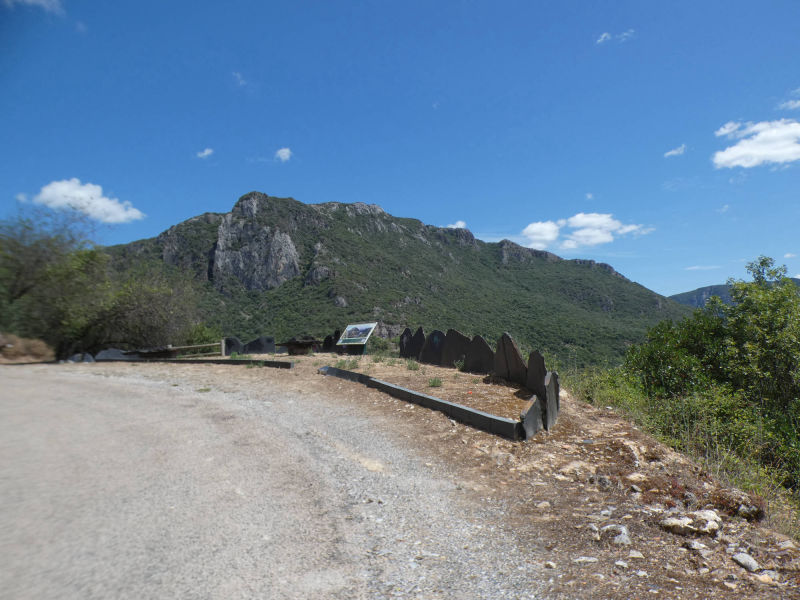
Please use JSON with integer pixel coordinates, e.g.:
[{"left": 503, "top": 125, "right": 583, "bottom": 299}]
[
  {"left": 589, "top": 256, "right": 800, "bottom": 500},
  {"left": 406, "top": 359, "right": 420, "bottom": 371},
  {"left": 428, "top": 377, "right": 442, "bottom": 388}
]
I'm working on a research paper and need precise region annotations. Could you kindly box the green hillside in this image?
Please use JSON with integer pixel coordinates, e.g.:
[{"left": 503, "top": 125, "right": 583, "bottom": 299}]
[{"left": 108, "top": 192, "right": 690, "bottom": 367}]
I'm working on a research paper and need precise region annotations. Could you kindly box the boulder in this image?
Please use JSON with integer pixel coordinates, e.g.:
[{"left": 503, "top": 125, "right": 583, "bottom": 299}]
[
  {"left": 224, "top": 336, "right": 244, "bottom": 356},
  {"left": 96, "top": 348, "right": 129, "bottom": 361},
  {"left": 419, "top": 330, "right": 446, "bottom": 365},
  {"left": 493, "top": 332, "right": 527, "bottom": 386},
  {"left": 526, "top": 350, "right": 547, "bottom": 401},
  {"left": 243, "top": 336, "right": 276, "bottom": 354},
  {"left": 440, "top": 329, "right": 470, "bottom": 368},
  {"left": 398, "top": 327, "right": 414, "bottom": 358},
  {"left": 463, "top": 335, "right": 494, "bottom": 373}
]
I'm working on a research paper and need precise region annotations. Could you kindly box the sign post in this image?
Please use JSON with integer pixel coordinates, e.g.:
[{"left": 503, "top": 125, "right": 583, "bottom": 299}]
[{"left": 336, "top": 322, "right": 378, "bottom": 355}]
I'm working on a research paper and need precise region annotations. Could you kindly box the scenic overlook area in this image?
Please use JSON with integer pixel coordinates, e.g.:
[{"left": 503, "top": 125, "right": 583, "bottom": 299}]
[{"left": 3, "top": 2, "right": 800, "bottom": 599}]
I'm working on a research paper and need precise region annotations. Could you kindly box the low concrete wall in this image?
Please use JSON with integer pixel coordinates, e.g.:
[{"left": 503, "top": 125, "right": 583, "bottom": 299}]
[
  {"left": 96, "top": 358, "right": 294, "bottom": 369},
  {"left": 319, "top": 366, "right": 523, "bottom": 441}
]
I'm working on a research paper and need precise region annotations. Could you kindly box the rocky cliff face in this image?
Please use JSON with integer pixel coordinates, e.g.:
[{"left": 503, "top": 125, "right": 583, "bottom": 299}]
[{"left": 212, "top": 212, "right": 301, "bottom": 291}]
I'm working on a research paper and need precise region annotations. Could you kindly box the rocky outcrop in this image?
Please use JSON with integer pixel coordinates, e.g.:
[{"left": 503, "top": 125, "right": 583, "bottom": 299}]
[{"left": 212, "top": 214, "right": 301, "bottom": 291}]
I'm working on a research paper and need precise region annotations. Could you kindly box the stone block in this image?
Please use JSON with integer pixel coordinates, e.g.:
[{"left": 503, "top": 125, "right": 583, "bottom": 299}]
[
  {"left": 419, "top": 330, "right": 446, "bottom": 365},
  {"left": 440, "top": 329, "right": 470, "bottom": 368},
  {"left": 224, "top": 336, "right": 244, "bottom": 356},
  {"left": 520, "top": 395, "right": 543, "bottom": 439},
  {"left": 398, "top": 327, "right": 414, "bottom": 358},
  {"left": 322, "top": 335, "right": 334, "bottom": 352},
  {"left": 526, "top": 350, "right": 547, "bottom": 401},
  {"left": 463, "top": 335, "right": 494, "bottom": 374},
  {"left": 543, "top": 371, "right": 560, "bottom": 430},
  {"left": 493, "top": 332, "right": 527, "bottom": 386},
  {"left": 409, "top": 327, "right": 425, "bottom": 359},
  {"left": 243, "top": 336, "right": 276, "bottom": 354}
]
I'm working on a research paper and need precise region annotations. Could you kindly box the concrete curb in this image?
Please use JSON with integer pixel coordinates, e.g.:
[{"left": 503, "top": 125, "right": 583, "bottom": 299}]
[
  {"left": 319, "top": 366, "right": 524, "bottom": 441},
  {"left": 96, "top": 358, "right": 294, "bottom": 369}
]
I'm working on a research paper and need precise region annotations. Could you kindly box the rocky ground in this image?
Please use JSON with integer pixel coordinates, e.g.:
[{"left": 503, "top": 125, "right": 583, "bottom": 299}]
[{"left": 281, "top": 353, "right": 800, "bottom": 598}]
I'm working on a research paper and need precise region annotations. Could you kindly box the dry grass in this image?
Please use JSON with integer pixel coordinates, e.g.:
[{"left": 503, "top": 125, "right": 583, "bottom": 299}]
[{"left": 0, "top": 333, "right": 55, "bottom": 363}]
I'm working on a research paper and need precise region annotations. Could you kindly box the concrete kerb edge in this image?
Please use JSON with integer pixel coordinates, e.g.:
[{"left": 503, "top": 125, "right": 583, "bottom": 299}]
[
  {"left": 95, "top": 358, "right": 294, "bottom": 369},
  {"left": 319, "top": 366, "right": 524, "bottom": 441}
]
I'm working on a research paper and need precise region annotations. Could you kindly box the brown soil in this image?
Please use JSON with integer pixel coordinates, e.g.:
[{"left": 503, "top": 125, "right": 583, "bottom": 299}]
[{"left": 260, "top": 352, "right": 800, "bottom": 598}]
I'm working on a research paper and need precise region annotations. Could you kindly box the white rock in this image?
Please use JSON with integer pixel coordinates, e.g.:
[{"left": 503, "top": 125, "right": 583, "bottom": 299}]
[
  {"left": 615, "top": 560, "right": 629, "bottom": 569},
  {"left": 732, "top": 552, "right": 760, "bottom": 572},
  {"left": 636, "top": 570, "right": 648, "bottom": 577},
  {"left": 628, "top": 550, "right": 645, "bottom": 559},
  {"left": 544, "top": 561, "right": 556, "bottom": 569},
  {"left": 660, "top": 516, "right": 694, "bottom": 535},
  {"left": 573, "top": 556, "right": 599, "bottom": 564},
  {"left": 778, "top": 540, "right": 797, "bottom": 551}
]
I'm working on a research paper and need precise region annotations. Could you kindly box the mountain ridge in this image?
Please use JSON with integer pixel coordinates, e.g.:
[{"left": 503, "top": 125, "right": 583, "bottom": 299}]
[{"left": 108, "top": 192, "right": 690, "bottom": 366}]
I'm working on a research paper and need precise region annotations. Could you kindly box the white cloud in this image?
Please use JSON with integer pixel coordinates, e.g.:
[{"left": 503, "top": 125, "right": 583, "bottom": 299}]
[
  {"left": 664, "top": 143, "right": 686, "bottom": 158},
  {"left": 32, "top": 178, "right": 144, "bottom": 224},
  {"left": 585, "top": 192, "right": 593, "bottom": 200},
  {"left": 597, "top": 30, "right": 635, "bottom": 44},
  {"left": 715, "top": 121, "right": 741, "bottom": 137},
  {"left": 196, "top": 147, "right": 214, "bottom": 159},
  {"left": 275, "top": 147, "right": 292, "bottom": 162},
  {"left": 232, "top": 71, "right": 246, "bottom": 86},
  {"left": 75, "top": 20, "right": 87, "bottom": 33},
  {"left": 446, "top": 220, "right": 467, "bottom": 229},
  {"left": 3, "top": 0, "right": 63, "bottom": 13},
  {"left": 779, "top": 100, "right": 800, "bottom": 110},
  {"left": 15, "top": 192, "right": 27, "bottom": 202},
  {"left": 521, "top": 212, "right": 650, "bottom": 250},
  {"left": 617, "top": 29, "right": 635, "bottom": 42},
  {"left": 685, "top": 265, "right": 721, "bottom": 271},
  {"left": 785, "top": 253, "right": 797, "bottom": 258},
  {"left": 716, "top": 204, "right": 729, "bottom": 213},
  {"left": 522, "top": 221, "right": 561, "bottom": 250},
  {"left": 713, "top": 119, "right": 800, "bottom": 168}
]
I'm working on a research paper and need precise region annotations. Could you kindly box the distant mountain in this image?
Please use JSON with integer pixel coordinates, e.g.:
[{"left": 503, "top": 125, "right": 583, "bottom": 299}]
[
  {"left": 670, "top": 279, "right": 800, "bottom": 308},
  {"left": 108, "top": 192, "right": 690, "bottom": 367}
]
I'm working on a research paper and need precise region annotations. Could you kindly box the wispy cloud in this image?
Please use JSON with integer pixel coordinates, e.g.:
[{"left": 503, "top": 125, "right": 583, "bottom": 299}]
[
  {"left": 713, "top": 119, "right": 800, "bottom": 168},
  {"left": 446, "top": 220, "right": 467, "bottom": 229},
  {"left": 664, "top": 143, "right": 686, "bottom": 158},
  {"left": 596, "top": 29, "right": 635, "bottom": 44},
  {"left": 232, "top": 71, "right": 247, "bottom": 87},
  {"left": 785, "top": 252, "right": 797, "bottom": 258},
  {"left": 716, "top": 204, "right": 730, "bottom": 213},
  {"left": 521, "top": 212, "right": 652, "bottom": 251},
  {"left": 196, "top": 147, "right": 214, "bottom": 159},
  {"left": 685, "top": 265, "right": 721, "bottom": 271},
  {"left": 585, "top": 192, "right": 593, "bottom": 200},
  {"left": 3, "top": 0, "right": 63, "bottom": 14},
  {"left": 32, "top": 178, "right": 144, "bottom": 224},
  {"left": 617, "top": 29, "right": 635, "bottom": 42},
  {"left": 274, "top": 147, "right": 292, "bottom": 162},
  {"left": 779, "top": 100, "right": 800, "bottom": 110}
]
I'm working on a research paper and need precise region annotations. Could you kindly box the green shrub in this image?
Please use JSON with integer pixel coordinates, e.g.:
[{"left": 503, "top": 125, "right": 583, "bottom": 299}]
[
  {"left": 428, "top": 377, "right": 442, "bottom": 388},
  {"left": 406, "top": 359, "right": 420, "bottom": 371}
]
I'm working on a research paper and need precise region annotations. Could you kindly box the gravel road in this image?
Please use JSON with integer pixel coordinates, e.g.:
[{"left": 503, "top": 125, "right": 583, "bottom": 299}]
[{"left": 0, "top": 364, "right": 546, "bottom": 599}]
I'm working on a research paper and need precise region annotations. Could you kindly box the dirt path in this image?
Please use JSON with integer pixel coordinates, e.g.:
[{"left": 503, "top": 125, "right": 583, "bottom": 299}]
[{"left": 1, "top": 360, "right": 797, "bottom": 599}]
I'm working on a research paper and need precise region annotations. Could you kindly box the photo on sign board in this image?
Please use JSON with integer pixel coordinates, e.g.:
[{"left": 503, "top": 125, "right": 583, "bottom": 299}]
[{"left": 337, "top": 322, "right": 378, "bottom": 345}]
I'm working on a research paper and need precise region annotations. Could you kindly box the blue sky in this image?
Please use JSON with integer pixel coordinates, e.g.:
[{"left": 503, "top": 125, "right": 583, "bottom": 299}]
[{"left": 2, "top": 0, "right": 800, "bottom": 296}]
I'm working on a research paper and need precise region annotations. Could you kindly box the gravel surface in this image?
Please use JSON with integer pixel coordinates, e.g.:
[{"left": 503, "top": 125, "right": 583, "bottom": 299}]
[{"left": 0, "top": 364, "right": 547, "bottom": 599}]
